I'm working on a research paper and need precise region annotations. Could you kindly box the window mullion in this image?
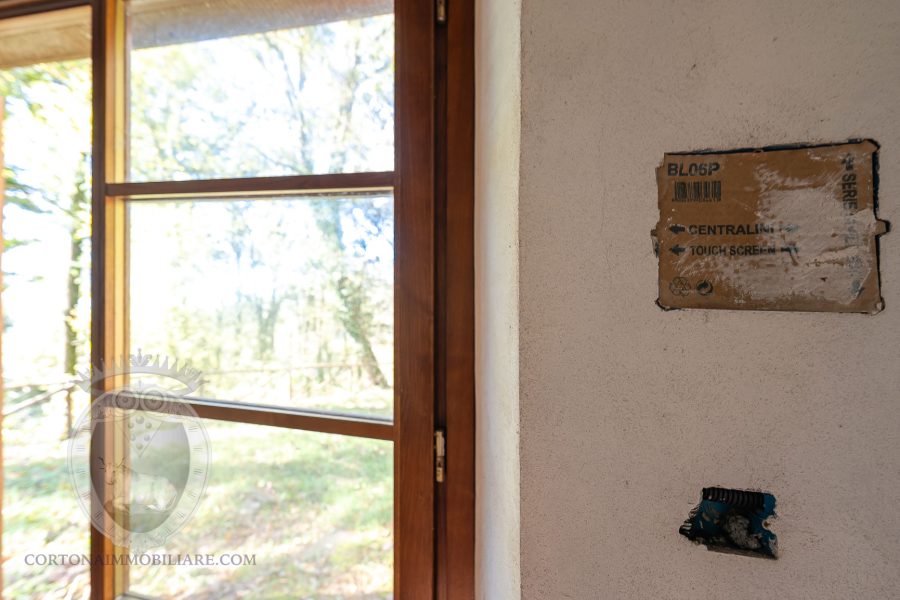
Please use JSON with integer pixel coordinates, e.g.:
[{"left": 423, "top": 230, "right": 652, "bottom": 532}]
[{"left": 105, "top": 170, "right": 395, "bottom": 200}]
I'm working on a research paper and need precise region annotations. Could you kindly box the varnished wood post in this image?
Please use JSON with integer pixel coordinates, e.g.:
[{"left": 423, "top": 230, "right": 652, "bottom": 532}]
[
  {"left": 395, "top": 0, "right": 437, "bottom": 597},
  {"left": 92, "top": 0, "right": 128, "bottom": 597},
  {"left": 442, "top": 0, "right": 475, "bottom": 597}
]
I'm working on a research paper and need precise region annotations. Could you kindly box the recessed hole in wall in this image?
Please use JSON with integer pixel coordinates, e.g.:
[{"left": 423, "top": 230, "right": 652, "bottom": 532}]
[{"left": 679, "top": 487, "right": 778, "bottom": 559}]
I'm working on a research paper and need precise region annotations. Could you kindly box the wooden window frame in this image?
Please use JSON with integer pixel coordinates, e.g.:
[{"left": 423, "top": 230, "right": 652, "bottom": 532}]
[{"left": 0, "top": 0, "right": 474, "bottom": 598}]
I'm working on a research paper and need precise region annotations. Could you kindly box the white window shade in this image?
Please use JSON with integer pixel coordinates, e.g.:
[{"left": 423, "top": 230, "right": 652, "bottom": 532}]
[
  {"left": 0, "top": 0, "right": 392, "bottom": 70},
  {"left": 128, "top": 0, "right": 392, "bottom": 48}
]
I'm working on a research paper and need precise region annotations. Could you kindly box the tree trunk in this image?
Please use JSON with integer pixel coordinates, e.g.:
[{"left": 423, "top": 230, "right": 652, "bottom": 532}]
[{"left": 63, "top": 154, "right": 88, "bottom": 437}]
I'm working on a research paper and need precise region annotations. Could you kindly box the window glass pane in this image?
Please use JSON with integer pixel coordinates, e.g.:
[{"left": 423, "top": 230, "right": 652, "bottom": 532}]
[
  {"left": 128, "top": 195, "right": 394, "bottom": 418},
  {"left": 127, "top": 0, "right": 395, "bottom": 181},
  {"left": 1, "top": 25, "right": 92, "bottom": 599},
  {"left": 128, "top": 421, "right": 393, "bottom": 598}
]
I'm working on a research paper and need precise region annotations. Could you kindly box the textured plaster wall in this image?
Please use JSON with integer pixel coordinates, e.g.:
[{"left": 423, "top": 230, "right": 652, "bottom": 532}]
[
  {"left": 513, "top": 0, "right": 900, "bottom": 598},
  {"left": 474, "top": 0, "right": 521, "bottom": 598}
]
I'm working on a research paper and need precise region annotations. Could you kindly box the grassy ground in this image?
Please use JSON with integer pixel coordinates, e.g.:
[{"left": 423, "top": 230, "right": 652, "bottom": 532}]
[
  {"left": 3, "top": 395, "right": 91, "bottom": 600},
  {"left": 130, "top": 421, "right": 393, "bottom": 599},
  {"left": 3, "top": 398, "right": 393, "bottom": 599}
]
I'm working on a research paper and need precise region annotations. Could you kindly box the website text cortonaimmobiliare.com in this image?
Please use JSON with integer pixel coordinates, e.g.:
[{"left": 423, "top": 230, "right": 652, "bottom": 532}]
[{"left": 24, "top": 553, "right": 257, "bottom": 567}]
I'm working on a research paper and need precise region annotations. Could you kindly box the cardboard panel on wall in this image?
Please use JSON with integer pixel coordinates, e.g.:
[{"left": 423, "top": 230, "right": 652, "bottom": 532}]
[{"left": 654, "top": 140, "right": 889, "bottom": 313}]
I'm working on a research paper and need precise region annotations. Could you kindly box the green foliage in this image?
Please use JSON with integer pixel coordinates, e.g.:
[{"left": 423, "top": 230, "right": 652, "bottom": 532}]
[
  {"left": 128, "top": 17, "right": 396, "bottom": 404},
  {"left": 3, "top": 14, "right": 396, "bottom": 599}
]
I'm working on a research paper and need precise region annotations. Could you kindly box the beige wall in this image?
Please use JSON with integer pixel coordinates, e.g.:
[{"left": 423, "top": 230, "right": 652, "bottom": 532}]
[{"left": 478, "top": 0, "right": 900, "bottom": 598}]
